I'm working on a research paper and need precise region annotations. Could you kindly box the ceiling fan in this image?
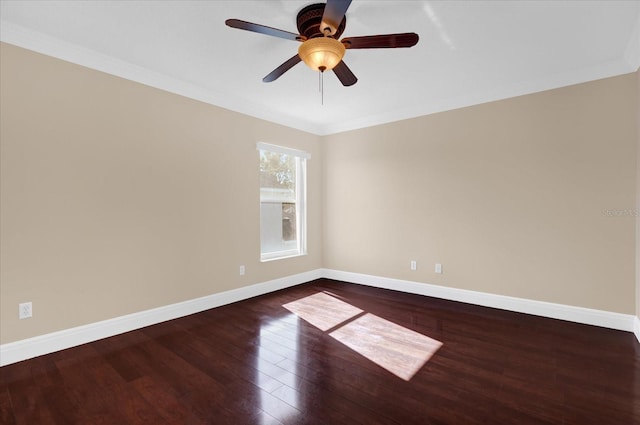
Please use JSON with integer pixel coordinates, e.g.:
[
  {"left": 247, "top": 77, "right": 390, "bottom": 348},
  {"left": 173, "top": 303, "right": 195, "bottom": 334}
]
[{"left": 225, "top": 0, "right": 419, "bottom": 87}]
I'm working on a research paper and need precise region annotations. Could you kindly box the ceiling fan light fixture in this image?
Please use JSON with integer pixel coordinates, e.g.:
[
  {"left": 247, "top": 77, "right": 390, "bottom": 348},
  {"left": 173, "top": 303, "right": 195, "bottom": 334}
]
[{"left": 298, "top": 37, "right": 345, "bottom": 72}]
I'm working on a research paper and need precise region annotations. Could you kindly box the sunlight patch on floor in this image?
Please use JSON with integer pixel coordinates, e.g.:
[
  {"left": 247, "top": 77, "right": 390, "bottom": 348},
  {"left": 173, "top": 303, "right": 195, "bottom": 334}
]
[
  {"left": 329, "top": 313, "right": 443, "bottom": 381},
  {"left": 282, "top": 292, "right": 363, "bottom": 331},
  {"left": 282, "top": 292, "right": 443, "bottom": 381}
]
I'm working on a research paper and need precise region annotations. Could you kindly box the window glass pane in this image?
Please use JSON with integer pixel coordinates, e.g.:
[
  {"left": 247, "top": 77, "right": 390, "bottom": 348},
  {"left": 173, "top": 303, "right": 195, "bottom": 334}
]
[
  {"left": 260, "top": 151, "right": 296, "bottom": 194},
  {"left": 282, "top": 203, "right": 296, "bottom": 241},
  {"left": 259, "top": 148, "right": 305, "bottom": 260}
]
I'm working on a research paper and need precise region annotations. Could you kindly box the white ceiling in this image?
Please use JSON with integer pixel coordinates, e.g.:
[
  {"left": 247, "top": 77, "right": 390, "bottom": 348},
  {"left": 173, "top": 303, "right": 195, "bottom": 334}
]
[{"left": 1, "top": 1, "right": 639, "bottom": 135}]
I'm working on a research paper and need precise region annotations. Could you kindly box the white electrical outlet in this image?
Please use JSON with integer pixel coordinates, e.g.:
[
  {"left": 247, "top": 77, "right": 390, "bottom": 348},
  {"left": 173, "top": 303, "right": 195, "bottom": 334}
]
[
  {"left": 435, "top": 263, "right": 443, "bottom": 274},
  {"left": 19, "top": 302, "right": 32, "bottom": 319},
  {"left": 410, "top": 260, "right": 417, "bottom": 271},
  {"left": 239, "top": 265, "right": 245, "bottom": 276}
]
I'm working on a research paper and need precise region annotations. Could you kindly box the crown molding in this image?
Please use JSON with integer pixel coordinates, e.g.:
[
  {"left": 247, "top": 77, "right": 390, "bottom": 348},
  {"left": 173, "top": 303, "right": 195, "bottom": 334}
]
[
  {"left": 320, "top": 56, "right": 635, "bottom": 135},
  {"left": 0, "top": 21, "right": 324, "bottom": 135},
  {"left": 2, "top": 18, "right": 637, "bottom": 138}
]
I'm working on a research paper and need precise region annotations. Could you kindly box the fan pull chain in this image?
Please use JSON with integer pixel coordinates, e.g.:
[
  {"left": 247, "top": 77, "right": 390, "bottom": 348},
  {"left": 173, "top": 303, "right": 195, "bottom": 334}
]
[{"left": 321, "top": 71, "right": 324, "bottom": 105}]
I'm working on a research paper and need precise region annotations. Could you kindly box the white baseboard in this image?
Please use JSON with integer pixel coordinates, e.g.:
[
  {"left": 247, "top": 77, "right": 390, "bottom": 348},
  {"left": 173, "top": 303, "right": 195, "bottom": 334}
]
[
  {"left": 0, "top": 269, "right": 322, "bottom": 366},
  {"left": 322, "top": 269, "right": 636, "bottom": 333},
  {"left": 2, "top": 268, "right": 636, "bottom": 366}
]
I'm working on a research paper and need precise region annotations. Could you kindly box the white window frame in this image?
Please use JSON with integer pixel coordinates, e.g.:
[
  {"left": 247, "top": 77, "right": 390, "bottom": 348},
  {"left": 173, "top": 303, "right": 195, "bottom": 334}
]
[{"left": 257, "top": 142, "right": 310, "bottom": 262}]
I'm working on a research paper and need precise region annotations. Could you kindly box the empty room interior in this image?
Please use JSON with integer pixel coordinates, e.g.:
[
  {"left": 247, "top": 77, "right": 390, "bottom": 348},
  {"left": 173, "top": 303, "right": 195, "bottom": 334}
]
[{"left": 1, "top": 1, "right": 640, "bottom": 424}]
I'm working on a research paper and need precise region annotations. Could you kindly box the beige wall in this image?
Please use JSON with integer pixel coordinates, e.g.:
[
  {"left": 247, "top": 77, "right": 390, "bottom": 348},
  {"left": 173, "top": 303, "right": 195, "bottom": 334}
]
[
  {"left": 0, "top": 43, "right": 323, "bottom": 344},
  {"left": 637, "top": 67, "right": 640, "bottom": 321},
  {"left": 323, "top": 73, "right": 637, "bottom": 314},
  {"left": 1, "top": 42, "right": 638, "bottom": 346}
]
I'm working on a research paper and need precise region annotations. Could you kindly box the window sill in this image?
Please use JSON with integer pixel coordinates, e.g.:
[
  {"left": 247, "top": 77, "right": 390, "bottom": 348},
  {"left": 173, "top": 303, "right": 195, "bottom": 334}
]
[{"left": 260, "top": 251, "right": 307, "bottom": 262}]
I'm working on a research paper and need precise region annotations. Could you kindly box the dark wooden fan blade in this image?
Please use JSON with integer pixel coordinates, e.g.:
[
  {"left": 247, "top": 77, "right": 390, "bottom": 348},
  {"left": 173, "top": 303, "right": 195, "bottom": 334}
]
[
  {"left": 333, "top": 61, "right": 357, "bottom": 86},
  {"left": 263, "top": 55, "right": 302, "bottom": 82},
  {"left": 225, "top": 19, "right": 302, "bottom": 41},
  {"left": 321, "top": 0, "right": 352, "bottom": 35},
  {"left": 342, "top": 33, "right": 419, "bottom": 49}
]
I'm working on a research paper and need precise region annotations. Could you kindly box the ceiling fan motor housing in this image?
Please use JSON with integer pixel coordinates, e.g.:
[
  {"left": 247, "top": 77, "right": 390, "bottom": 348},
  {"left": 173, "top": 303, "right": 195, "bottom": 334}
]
[{"left": 297, "top": 3, "right": 346, "bottom": 39}]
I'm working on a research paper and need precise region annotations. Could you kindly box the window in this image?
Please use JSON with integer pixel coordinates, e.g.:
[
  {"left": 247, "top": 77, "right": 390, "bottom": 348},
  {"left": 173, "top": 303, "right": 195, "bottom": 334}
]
[{"left": 258, "top": 143, "right": 309, "bottom": 261}]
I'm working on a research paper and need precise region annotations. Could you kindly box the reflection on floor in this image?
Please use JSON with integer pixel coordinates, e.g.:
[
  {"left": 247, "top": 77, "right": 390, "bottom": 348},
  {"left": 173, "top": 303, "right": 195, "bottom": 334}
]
[
  {"left": 283, "top": 292, "right": 443, "bottom": 381},
  {"left": 258, "top": 318, "right": 300, "bottom": 423}
]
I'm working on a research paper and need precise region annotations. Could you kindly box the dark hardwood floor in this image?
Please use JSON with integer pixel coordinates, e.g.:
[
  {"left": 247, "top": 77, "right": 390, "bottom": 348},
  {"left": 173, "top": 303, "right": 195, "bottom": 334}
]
[{"left": 1, "top": 279, "right": 639, "bottom": 424}]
